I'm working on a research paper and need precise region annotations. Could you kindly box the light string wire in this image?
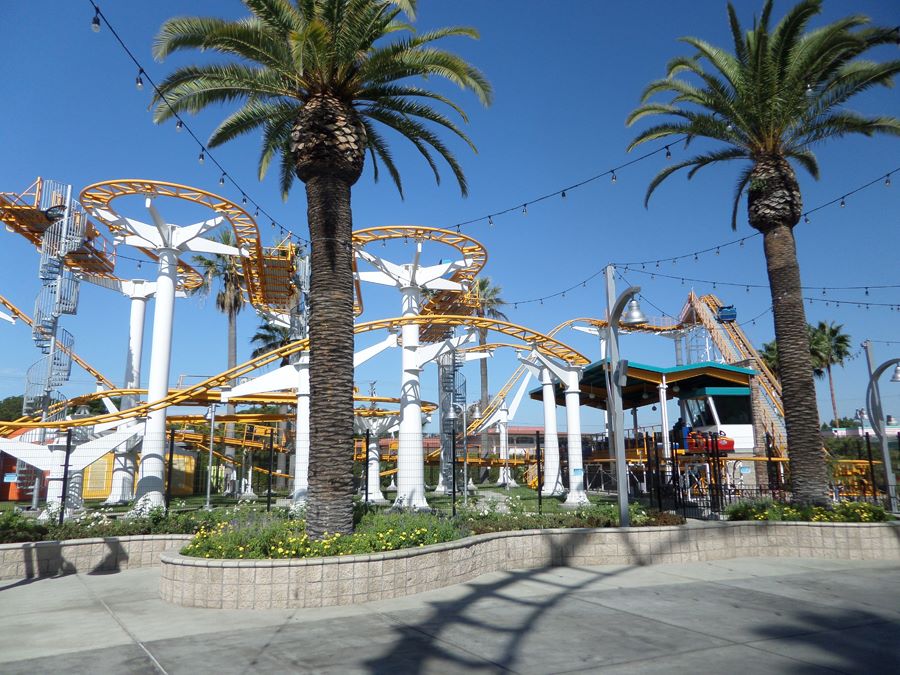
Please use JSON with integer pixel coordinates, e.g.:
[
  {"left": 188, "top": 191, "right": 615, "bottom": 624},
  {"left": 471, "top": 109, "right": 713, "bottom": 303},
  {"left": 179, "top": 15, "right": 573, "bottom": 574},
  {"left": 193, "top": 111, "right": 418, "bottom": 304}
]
[
  {"left": 87, "top": 1, "right": 309, "bottom": 247},
  {"left": 507, "top": 165, "right": 898, "bottom": 307}
]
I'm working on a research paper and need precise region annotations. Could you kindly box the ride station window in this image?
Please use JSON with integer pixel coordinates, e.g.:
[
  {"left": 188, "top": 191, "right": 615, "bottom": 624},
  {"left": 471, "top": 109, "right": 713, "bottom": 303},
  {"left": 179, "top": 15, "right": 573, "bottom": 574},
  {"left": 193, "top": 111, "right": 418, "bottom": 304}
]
[
  {"left": 711, "top": 395, "right": 752, "bottom": 425},
  {"left": 685, "top": 398, "right": 714, "bottom": 427}
]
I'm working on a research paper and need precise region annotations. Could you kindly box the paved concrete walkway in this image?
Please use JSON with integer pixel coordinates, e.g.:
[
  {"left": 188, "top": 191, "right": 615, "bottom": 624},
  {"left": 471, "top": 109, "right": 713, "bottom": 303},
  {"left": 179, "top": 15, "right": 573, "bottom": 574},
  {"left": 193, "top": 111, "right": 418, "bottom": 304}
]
[{"left": 1, "top": 557, "right": 898, "bottom": 674}]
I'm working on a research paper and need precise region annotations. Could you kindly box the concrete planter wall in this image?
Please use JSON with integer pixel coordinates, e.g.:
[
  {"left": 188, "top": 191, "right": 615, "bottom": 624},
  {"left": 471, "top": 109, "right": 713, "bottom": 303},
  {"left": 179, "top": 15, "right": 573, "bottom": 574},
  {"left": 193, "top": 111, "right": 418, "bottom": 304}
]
[
  {"left": 0, "top": 534, "right": 192, "bottom": 580},
  {"left": 160, "top": 521, "right": 900, "bottom": 610}
]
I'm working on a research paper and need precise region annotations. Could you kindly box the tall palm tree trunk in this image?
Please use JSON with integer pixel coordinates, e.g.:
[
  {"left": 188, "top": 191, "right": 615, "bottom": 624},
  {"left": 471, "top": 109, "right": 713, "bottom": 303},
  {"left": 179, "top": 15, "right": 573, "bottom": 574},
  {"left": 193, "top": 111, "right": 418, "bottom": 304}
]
[
  {"left": 762, "top": 223, "right": 828, "bottom": 505},
  {"left": 305, "top": 174, "right": 355, "bottom": 537},
  {"left": 826, "top": 364, "right": 839, "bottom": 428}
]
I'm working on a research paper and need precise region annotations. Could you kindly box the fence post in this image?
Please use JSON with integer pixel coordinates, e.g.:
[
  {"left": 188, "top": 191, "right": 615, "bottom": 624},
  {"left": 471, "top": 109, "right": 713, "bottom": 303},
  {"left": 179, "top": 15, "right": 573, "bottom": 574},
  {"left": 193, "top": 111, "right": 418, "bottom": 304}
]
[
  {"left": 535, "top": 431, "right": 543, "bottom": 516},
  {"left": 266, "top": 430, "right": 274, "bottom": 513},
  {"left": 58, "top": 429, "right": 73, "bottom": 526},
  {"left": 165, "top": 429, "right": 175, "bottom": 512}
]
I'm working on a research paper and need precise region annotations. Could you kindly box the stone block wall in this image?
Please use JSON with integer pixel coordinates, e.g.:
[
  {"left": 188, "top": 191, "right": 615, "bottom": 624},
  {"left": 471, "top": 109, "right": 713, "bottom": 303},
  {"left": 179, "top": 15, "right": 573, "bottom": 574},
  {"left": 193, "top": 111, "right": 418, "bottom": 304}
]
[
  {"left": 0, "top": 534, "right": 193, "bottom": 580},
  {"left": 159, "top": 521, "right": 900, "bottom": 610}
]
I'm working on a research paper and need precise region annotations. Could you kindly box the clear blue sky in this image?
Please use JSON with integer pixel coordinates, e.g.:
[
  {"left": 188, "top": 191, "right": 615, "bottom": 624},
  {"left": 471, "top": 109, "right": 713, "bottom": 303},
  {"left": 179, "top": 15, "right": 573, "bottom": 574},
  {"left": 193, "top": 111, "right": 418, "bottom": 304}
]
[{"left": 0, "top": 1, "right": 897, "bottom": 431}]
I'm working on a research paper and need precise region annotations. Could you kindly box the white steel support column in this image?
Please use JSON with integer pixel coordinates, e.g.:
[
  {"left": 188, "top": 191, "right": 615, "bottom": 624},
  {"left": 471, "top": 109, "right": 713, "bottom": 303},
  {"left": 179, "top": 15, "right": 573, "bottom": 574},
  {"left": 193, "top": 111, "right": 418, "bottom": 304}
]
[
  {"left": 106, "top": 289, "right": 150, "bottom": 504},
  {"left": 396, "top": 286, "right": 427, "bottom": 509},
  {"left": 134, "top": 249, "right": 178, "bottom": 506},
  {"left": 496, "top": 408, "right": 517, "bottom": 486},
  {"left": 539, "top": 367, "right": 564, "bottom": 496},
  {"left": 657, "top": 374, "right": 672, "bottom": 471},
  {"left": 563, "top": 371, "right": 589, "bottom": 507},
  {"left": 366, "top": 434, "right": 388, "bottom": 504},
  {"left": 294, "top": 359, "right": 310, "bottom": 503}
]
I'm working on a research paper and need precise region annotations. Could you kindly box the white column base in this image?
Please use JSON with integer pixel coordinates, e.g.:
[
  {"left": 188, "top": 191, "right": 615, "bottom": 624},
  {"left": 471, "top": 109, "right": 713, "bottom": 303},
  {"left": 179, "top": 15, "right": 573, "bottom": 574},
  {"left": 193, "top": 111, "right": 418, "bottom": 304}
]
[
  {"left": 104, "top": 448, "right": 137, "bottom": 504},
  {"left": 497, "top": 467, "right": 518, "bottom": 487}
]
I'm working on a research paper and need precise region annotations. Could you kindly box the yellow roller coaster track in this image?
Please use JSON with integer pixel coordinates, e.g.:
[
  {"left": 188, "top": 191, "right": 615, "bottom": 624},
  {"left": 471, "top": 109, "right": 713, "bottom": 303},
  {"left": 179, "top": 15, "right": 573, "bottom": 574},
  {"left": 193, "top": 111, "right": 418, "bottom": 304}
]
[
  {"left": 79, "top": 179, "right": 298, "bottom": 312},
  {"left": 0, "top": 314, "right": 575, "bottom": 432},
  {"left": 351, "top": 225, "right": 488, "bottom": 341},
  {"left": 469, "top": 316, "right": 686, "bottom": 435},
  {"left": 0, "top": 292, "right": 114, "bottom": 389}
]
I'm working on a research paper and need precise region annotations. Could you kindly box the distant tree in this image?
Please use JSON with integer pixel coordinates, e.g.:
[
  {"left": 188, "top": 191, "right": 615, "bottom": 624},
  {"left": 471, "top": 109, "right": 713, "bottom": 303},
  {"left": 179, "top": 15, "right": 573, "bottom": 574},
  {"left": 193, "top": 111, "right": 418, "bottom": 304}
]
[
  {"left": 0, "top": 395, "right": 24, "bottom": 421},
  {"left": 809, "top": 322, "right": 853, "bottom": 428},
  {"left": 474, "top": 277, "right": 506, "bottom": 479}
]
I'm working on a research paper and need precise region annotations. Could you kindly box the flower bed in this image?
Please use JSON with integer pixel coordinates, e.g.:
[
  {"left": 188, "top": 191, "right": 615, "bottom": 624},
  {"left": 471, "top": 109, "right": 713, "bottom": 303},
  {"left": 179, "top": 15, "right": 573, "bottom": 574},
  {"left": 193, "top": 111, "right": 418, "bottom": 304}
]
[{"left": 725, "top": 499, "right": 891, "bottom": 523}]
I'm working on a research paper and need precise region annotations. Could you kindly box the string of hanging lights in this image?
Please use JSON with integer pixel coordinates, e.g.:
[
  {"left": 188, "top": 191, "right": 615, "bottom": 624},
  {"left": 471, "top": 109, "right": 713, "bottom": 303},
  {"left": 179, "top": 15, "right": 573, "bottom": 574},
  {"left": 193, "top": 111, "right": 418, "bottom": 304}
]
[{"left": 87, "top": 1, "right": 309, "bottom": 247}]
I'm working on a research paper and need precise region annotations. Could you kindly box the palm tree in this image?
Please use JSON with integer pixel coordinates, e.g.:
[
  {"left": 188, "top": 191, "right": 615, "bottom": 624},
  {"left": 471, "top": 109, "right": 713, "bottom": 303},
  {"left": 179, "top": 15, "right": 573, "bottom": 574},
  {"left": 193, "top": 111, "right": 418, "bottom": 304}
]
[
  {"left": 250, "top": 321, "right": 293, "bottom": 366},
  {"left": 193, "top": 230, "right": 245, "bottom": 495},
  {"left": 810, "top": 321, "right": 852, "bottom": 427},
  {"left": 250, "top": 319, "right": 295, "bottom": 489},
  {"left": 152, "top": 0, "right": 491, "bottom": 536},
  {"left": 760, "top": 340, "right": 779, "bottom": 381},
  {"left": 473, "top": 277, "right": 506, "bottom": 478},
  {"left": 626, "top": 0, "right": 899, "bottom": 505}
]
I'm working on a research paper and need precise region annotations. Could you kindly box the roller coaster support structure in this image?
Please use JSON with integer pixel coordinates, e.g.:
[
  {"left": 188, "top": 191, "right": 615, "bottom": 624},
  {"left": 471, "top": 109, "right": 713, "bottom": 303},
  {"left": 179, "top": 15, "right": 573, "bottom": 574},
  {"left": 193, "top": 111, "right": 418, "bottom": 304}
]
[
  {"left": 517, "top": 355, "right": 563, "bottom": 497},
  {"left": 356, "top": 243, "right": 472, "bottom": 510},
  {"left": 353, "top": 415, "right": 397, "bottom": 505},
  {"left": 81, "top": 277, "right": 161, "bottom": 504},
  {"left": 107, "top": 197, "right": 238, "bottom": 508},
  {"left": 520, "top": 349, "right": 587, "bottom": 506},
  {"left": 223, "top": 333, "right": 399, "bottom": 503}
]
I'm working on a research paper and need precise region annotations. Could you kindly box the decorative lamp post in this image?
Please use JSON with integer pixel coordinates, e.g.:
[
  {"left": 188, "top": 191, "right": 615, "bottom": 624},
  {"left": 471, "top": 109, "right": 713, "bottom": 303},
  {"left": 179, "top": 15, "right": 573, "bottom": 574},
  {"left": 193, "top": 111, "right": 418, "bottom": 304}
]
[
  {"left": 604, "top": 266, "right": 648, "bottom": 527},
  {"left": 862, "top": 340, "right": 899, "bottom": 512}
]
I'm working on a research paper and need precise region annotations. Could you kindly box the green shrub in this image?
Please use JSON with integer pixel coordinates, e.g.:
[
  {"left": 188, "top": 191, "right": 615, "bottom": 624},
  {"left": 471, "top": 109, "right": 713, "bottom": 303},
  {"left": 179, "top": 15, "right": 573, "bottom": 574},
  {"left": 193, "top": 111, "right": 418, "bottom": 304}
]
[
  {"left": 725, "top": 499, "right": 890, "bottom": 523},
  {"left": 0, "top": 509, "right": 48, "bottom": 543}
]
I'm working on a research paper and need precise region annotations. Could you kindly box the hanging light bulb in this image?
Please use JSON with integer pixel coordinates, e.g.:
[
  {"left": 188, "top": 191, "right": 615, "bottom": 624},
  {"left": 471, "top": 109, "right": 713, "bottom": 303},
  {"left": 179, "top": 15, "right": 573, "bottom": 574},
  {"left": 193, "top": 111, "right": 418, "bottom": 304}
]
[
  {"left": 198, "top": 149, "right": 205, "bottom": 164},
  {"left": 241, "top": 195, "right": 247, "bottom": 205},
  {"left": 540, "top": 298, "right": 543, "bottom": 305},
  {"left": 522, "top": 203, "right": 528, "bottom": 215},
  {"left": 561, "top": 190, "right": 567, "bottom": 199},
  {"left": 804, "top": 214, "right": 810, "bottom": 224},
  {"left": 137, "top": 260, "right": 142, "bottom": 269},
  {"left": 739, "top": 239, "right": 745, "bottom": 248},
  {"left": 488, "top": 215, "right": 494, "bottom": 227},
  {"left": 716, "top": 247, "right": 720, "bottom": 255},
  {"left": 254, "top": 207, "right": 259, "bottom": 217},
  {"left": 610, "top": 171, "right": 617, "bottom": 184},
  {"left": 514, "top": 303, "right": 518, "bottom": 310},
  {"left": 655, "top": 260, "right": 660, "bottom": 268},
  {"left": 455, "top": 224, "right": 461, "bottom": 233},
  {"left": 746, "top": 285, "right": 750, "bottom": 293},
  {"left": 891, "top": 363, "right": 900, "bottom": 384},
  {"left": 135, "top": 69, "right": 144, "bottom": 91},
  {"left": 271, "top": 220, "right": 276, "bottom": 229},
  {"left": 886, "top": 174, "right": 892, "bottom": 187},
  {"left": 726, "top": 122, "right": 733, "bottom": 131},
  {"left": 665, "top": 145, "right": 671, "bottom": 159},
  {"left": 219, "top": 173, "right": 226, "bottom": 186},
  {"left": 694, "top": 253, "right": 699, "bottom": 261},
  {"left": 175, "top": 120, "right": 183, "bottom": 132},
  {"left": 91, "top": 8, "right": 101, "bottom": 32},
  {"left": 806, "top": 83, "right": 813, "bottom": 95},
  {"left": 865, "top": 287, "right": 870, "bottom": 296}
]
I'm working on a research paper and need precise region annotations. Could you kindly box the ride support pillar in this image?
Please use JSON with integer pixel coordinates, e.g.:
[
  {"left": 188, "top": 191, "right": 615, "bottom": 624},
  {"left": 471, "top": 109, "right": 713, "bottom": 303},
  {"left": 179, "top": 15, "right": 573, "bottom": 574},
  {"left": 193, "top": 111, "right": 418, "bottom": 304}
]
[
  {"left": 395, "top": 286, "right": 428, "bottom": 509},
  {"left": 539, "top": 367, "right": 564, "bottom": 496},
  {"left": 134, "top": 248, "right": 178, "bottom": 507},
  {"left": 563, "top": 372, "right": 589, "bottom": 507}
]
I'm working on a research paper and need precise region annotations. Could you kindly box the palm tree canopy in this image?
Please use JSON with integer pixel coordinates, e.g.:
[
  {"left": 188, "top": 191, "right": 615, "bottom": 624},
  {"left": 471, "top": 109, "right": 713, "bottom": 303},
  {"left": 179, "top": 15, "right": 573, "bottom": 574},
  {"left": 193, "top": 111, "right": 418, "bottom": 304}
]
[
  {"left": 192, "top": 230, "right": 245, "bottom": 319},
  {"left": 151, "top": 0, "right": 492, "bottom": 198},
  {"left": 810, "top": 321, "right": 852, "bottom": 369},
  {"left": 474, "top": 277, "right": 507, "bottom": 321},
  {"left": 251, "top": 320, "right": 293, "bottom": 361},
  {"left": 626, "top": 0, "right": 900, "bottom": 228}
]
